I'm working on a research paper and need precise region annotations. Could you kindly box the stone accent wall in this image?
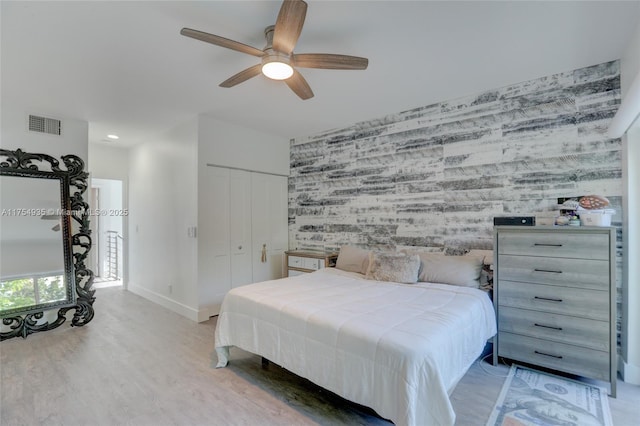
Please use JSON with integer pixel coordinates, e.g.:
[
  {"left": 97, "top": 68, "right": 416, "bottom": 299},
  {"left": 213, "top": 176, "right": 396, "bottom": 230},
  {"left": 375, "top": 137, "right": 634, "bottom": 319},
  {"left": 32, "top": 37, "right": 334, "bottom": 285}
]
[{"left": 289, "top": 61, "right": 622, "bottom": 255}]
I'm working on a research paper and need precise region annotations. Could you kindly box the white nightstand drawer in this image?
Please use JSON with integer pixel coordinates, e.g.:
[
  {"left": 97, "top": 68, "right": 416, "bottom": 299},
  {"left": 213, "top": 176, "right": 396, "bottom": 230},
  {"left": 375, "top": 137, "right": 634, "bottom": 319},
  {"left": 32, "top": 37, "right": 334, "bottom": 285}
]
[
  {"left": 303, "top": 258, "right": 322, "bottom": 270},
  {"left": 288, "top": 256, "right": 304, "bottom": 268},
  {"left": 285, "top": 251, "right": 339, "bottom": 275},
  {"left": 288, "top": 269, "right": 306, "bottom": 277}
]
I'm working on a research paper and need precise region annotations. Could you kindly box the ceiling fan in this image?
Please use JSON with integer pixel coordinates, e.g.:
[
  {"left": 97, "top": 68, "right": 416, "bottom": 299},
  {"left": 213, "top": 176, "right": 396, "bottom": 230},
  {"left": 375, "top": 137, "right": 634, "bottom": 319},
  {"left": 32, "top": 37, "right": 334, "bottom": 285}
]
[{"left": 180, "top": 0, "right": 368, "bottom": 100}]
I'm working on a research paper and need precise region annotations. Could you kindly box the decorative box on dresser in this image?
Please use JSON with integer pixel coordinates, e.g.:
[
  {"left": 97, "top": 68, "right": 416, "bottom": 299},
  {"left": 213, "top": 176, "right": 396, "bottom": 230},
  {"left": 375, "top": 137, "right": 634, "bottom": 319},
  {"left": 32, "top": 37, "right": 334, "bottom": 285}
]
[
  {"left": 493, "top": 226, "right": 617, "bottom": 396},
  {"left": 285, "top": 250, "right": 338, "bottom": 277}
]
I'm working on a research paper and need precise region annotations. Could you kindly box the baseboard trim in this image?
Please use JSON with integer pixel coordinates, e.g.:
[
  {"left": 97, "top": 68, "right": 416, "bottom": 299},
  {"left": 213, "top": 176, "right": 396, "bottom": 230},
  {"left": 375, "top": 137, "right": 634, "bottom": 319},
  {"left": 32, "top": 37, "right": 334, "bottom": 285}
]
[
  {"left": 127, "top": 283, "right": 199, "bottom": 322},
  {"left": 620, "top": 357, "right": 640, "bottom": 385},
  {"left": 197, "top": 303, "right": 222, "bottom": 322}
]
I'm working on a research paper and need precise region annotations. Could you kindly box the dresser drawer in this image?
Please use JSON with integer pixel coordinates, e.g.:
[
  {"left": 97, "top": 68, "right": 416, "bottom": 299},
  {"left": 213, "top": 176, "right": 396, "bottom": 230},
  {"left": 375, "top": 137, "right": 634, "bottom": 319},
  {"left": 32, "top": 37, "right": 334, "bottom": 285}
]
[
  {"left": 498, "top": 280, "right": 608, "bottom": 321},
  {"left": 498, "top": 255, "right": 609, "bottom": 291},
  {"left": 498, "top": 232, "right": 609, "bottom": 260},
  {"left": 498, "top": 306, "right": 609, "bottom": 351},
  {"left": 499, "top": 332, "right": 610, "bottom": 381}
]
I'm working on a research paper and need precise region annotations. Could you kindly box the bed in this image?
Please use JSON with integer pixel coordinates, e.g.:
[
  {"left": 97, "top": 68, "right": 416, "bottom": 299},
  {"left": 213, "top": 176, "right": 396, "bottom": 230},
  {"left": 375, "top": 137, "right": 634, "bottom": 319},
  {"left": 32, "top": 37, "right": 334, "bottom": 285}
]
[{"left": 215, "top": 249, "right": 497, "bottom": 426}]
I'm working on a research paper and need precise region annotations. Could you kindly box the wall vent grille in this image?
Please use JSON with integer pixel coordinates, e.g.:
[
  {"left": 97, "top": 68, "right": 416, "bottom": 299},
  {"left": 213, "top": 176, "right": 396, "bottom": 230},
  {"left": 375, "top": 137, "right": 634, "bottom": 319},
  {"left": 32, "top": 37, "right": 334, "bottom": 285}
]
[{"left": 28, "top": 115, "right": 61, "bottom": 135}]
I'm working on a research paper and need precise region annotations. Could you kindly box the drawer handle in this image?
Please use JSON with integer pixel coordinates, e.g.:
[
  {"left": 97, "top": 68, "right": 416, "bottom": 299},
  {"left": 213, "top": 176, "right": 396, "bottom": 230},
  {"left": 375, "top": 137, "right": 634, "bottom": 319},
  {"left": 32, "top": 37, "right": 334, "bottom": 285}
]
[
  {"left": 534, "top": 323, "right": 563, "bottom": 331},
  {"left": 534, "top": 296, "right": 563, "bottom": 302},
  {"left": 534, "top": 268, "right": 563, "bottom": 274},
  {"left": 534, "top": 350, "right": 563, "bottom": 359},
  {"left": 534, "top": 243, "right": 563, "bottom": 247}
]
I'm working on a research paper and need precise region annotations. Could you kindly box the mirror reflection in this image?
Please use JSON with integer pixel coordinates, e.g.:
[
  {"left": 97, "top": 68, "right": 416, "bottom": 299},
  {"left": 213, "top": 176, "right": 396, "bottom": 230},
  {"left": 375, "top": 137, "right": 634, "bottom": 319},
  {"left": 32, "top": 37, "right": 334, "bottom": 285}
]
[{"left": 0, "top": 174, "right": 74, "bottom": 315}]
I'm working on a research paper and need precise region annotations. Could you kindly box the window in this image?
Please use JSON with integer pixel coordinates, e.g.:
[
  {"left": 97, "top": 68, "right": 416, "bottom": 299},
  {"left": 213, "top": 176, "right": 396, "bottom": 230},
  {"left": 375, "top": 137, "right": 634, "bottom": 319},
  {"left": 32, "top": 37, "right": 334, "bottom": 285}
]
[{"left": 0, "top": 273, "right": 65, "bottom": 310}]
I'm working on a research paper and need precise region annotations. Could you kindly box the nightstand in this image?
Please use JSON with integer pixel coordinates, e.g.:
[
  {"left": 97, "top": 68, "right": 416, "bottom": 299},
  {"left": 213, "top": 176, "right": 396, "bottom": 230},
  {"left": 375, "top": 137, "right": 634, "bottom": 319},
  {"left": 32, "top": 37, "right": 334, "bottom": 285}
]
[{"left": 285, "top": 250, "right": 338, "bottom": 277}]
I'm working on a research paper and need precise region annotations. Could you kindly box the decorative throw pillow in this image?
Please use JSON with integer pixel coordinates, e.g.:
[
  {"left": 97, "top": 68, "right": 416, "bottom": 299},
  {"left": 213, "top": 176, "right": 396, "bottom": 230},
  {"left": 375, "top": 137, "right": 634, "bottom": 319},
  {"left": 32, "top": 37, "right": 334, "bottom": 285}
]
[
  {"left": 336, "top": 245, "right": 371, "bottom": 274},
  {"left": 414, "top": 252, "right": 483, "bottom": 288},
  {"left": 366, "top": 252, "right": 421, "bottom": 284}
]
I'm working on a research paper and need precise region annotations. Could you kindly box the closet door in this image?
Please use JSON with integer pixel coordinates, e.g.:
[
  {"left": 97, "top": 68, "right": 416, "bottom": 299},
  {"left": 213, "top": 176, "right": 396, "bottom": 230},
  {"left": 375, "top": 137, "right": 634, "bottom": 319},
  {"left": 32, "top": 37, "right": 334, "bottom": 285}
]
[
  {"left": 251, "top": 173, "right": 288, "bottom": 283},
  {"left": 229, "top": 170, "right": 252, "bottom": 288},
  {"left": 200, "top": 166, "right": 231, "bottom": 297}
]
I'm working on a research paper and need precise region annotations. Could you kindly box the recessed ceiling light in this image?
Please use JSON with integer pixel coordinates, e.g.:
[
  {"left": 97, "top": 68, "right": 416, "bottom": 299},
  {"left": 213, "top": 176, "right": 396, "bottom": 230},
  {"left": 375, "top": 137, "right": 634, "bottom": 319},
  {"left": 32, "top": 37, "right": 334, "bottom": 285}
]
[{"left": 107, "top": 134, "right": 119, "bottom": 140}]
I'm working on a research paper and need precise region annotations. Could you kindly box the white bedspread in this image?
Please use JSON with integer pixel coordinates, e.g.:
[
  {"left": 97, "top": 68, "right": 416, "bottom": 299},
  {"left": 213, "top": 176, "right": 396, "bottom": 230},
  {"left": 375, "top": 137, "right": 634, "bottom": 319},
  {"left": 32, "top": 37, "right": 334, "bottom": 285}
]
[{"left": 215, "top": 268, "right": 496, "bottom": 426}]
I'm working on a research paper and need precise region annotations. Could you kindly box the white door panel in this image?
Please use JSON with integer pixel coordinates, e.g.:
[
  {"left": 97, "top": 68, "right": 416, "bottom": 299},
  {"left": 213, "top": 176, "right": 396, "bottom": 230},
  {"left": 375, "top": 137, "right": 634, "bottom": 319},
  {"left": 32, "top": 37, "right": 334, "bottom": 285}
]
[
  {"left": 229, "top": 170, "right": 252, "bottom": 288},
  {"left": 251, "top": 173, "right": 287, "bottom": 283},
  {"left": 202, "top": 167, "right": 287, "bottom": 293},
  {"left": 201, "top": 167, "right": 231, "bottom": 294}
]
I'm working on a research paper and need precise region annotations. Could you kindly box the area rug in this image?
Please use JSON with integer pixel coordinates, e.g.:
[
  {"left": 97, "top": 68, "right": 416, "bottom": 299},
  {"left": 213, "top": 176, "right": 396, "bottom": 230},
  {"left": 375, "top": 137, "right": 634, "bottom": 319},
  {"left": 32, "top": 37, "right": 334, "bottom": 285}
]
[{"left": 486, "top": 365, "right": 613, "bottom": 426}]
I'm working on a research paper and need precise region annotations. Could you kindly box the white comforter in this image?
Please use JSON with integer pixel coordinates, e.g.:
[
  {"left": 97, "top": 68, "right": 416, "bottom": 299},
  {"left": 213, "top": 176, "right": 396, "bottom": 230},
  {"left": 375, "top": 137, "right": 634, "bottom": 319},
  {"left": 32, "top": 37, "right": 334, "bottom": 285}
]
[{"left": 215, "top": 268, "right": 496, "bottom": 426}]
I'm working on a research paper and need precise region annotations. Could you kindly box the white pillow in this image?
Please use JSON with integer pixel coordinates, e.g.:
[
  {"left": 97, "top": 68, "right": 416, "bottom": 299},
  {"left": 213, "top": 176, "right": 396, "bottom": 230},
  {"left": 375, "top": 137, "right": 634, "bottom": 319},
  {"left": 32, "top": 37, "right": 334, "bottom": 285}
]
[
  {"left": 412, "top": 252, "right": 483, "bottom": 288},
  {"left": 335, "top": 245, "right": 371, "bottom": 274},
  {"left": 467, "top": 249, "right": 493, "bottom": 265},
  {"left": 366, "top": 252, "right": 421, "bottom": 284}
]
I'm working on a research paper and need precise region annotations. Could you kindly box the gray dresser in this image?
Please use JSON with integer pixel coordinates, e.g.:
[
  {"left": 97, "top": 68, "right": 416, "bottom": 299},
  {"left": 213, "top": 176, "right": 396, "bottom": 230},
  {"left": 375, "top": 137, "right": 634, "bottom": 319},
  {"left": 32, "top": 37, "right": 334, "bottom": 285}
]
[{"left": 493, "top": 226, "right": 616, "bottom": 396}]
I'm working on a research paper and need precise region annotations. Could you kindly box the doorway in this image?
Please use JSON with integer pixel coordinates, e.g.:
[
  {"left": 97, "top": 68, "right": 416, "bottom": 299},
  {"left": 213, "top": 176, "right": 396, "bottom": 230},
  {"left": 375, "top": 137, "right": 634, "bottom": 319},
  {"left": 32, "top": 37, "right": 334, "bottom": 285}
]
[{"left": 90, "top": 178, "right": 124, "bottom": 288}]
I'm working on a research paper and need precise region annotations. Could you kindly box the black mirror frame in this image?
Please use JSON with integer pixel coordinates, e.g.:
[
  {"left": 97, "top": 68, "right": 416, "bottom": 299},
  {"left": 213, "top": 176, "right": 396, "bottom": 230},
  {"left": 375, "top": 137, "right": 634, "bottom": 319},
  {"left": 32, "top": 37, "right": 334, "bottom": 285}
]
[{"left": 0, "top": 148, "right": 95, "bottom": 340}]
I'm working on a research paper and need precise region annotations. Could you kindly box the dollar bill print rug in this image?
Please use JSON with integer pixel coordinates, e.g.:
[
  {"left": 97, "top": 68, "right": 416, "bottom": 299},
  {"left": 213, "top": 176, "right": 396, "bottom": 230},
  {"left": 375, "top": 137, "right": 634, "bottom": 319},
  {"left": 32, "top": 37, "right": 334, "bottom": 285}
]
[{"left": 486, "top": 365, "right": 613, "bottom": 426}]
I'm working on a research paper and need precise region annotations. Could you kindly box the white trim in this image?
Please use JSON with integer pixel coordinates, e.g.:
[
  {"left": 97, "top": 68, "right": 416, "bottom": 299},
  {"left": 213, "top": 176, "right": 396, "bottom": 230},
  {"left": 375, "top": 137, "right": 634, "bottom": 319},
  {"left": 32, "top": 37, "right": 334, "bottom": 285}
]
[
  {"left": 197, "top": 303, "right": 221, "bottom": 322},
  {"left": 620, "top": 356, "right": 640, "bottom": 385},
  {"left": 609, "top": 70, "right": 640, "bottom": 138},
  {"left": 127, "top": 283, "right": 200, "bottom": 322}
]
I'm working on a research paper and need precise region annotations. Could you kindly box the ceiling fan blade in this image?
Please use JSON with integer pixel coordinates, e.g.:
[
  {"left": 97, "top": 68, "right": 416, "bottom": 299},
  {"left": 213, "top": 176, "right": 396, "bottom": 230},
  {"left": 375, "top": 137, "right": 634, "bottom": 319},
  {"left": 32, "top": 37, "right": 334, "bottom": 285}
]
[
  {"left": 219, "top": 64, "right": 263, "bottom": 88},
  {"left": 293, "top": 53, "right": 369, "bottom": 70},
  {"left": 285, "top": 70, "right": 314, "bottom": 100},
  {"left": 181, "top": 28, "right": 264, "bottom": 57},
  {"left": 273, "top": 0, "right": 307, "bottom": 54}
]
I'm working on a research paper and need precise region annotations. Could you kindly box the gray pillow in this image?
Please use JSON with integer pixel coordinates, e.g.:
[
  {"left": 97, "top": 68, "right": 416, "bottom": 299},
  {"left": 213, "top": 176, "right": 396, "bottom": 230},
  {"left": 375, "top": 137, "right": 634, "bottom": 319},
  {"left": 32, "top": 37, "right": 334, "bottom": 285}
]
[
  {"left": 336, "top": 245, "right": 371, "bottom": 274},
  {"left": 414, "top": 252, "right": 483, "bottom": 287},
  {"left": 366, "top": 252, "right": 421, "bottom": 284}
]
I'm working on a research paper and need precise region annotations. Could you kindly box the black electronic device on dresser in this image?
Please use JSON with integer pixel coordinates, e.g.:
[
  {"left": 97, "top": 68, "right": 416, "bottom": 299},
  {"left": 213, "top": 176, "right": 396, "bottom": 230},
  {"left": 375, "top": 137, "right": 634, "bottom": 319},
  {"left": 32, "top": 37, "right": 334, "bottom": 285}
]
[
  {"left": 492, "top": 226, "right": 617, "bottom": 397},
  {"left": 493, "top": 216, "right": 535, "bottom": 226}
]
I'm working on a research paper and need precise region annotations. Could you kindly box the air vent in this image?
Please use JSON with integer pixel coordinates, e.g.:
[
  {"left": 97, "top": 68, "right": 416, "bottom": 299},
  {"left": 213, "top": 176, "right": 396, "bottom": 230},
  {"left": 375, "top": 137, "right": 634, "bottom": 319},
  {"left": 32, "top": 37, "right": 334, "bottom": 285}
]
[{"left": 28, "top": 114, "right": 61, "bottom": 135}]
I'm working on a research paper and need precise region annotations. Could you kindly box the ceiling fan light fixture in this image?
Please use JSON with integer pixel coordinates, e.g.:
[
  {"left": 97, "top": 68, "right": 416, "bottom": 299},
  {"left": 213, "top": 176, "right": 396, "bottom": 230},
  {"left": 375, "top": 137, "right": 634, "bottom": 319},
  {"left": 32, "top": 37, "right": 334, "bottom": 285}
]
[
  {"left": 261, "top": 53, "right": 294, "bottom": 80},
  {"left": 262, "top": 61, "right": 293, "bottom": 80}
]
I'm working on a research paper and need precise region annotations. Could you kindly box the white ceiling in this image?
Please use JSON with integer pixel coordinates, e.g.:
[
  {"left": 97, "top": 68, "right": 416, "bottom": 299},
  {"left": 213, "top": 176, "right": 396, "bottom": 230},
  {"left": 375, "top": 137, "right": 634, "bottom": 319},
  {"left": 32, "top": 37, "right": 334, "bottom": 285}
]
[{"left": 2, "top": 1, "right": 639, "bottom": 147}]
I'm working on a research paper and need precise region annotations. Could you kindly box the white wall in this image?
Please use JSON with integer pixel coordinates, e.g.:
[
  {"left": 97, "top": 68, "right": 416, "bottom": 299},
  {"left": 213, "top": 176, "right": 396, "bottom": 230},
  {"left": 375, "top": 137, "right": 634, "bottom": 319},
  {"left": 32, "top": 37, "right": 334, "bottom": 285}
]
[
  {"left": 621, "top": 19, "right": 640, "bottom": 98},
  {"left": 623, "top": 122, "right": 640, "bottom": 385},
  {"left": 620, "top": 16, "right": 640, "bottom": 385},
  {"left": 0, "top": 105, "right": 88, "bottom": 162},
  {"left": 197, "top": 115, "right": 289, "bottom": 175},
  {"left": 88, "top": 144, "right": 129, "bottom": 283},
  {"left": 126, "top": 114, "right": 288, "bottom": 322},
  {"left": 196, "top": 115, "right": 289, "bottom": 320},
  {"left": 128, "top": 118, "right": 199, "bottom": 320},
  {"left": 88, "top": 143, "right": 129, "bottom": 181}
]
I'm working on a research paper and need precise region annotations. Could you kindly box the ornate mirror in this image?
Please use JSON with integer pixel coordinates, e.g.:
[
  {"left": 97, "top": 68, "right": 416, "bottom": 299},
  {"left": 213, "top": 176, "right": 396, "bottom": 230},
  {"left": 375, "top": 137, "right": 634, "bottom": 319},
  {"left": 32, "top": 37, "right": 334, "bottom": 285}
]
[{"left": 0, "top": 148, "right": 94, "bottom": 340}]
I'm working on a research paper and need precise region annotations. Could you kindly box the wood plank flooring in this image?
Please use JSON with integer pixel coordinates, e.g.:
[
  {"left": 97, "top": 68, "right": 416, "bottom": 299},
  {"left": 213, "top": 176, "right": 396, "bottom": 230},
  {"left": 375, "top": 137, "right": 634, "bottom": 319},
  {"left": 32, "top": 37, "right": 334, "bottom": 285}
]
[{"left": 1, "top": 287, "right": 638, "bottom": 425}]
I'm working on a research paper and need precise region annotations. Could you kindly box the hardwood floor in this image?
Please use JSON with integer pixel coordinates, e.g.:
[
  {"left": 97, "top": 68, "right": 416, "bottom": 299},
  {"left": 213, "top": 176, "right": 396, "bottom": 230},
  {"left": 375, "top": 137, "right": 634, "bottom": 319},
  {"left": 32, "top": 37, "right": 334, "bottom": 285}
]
[{"left": 1, "top": 286, "right": 639, "bottom": 425}]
